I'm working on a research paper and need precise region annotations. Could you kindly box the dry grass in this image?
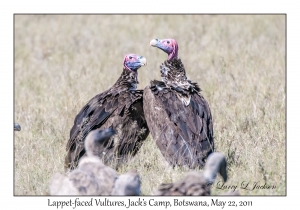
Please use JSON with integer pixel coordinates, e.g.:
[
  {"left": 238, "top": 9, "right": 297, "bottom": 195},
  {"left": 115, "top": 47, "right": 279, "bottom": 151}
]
[{"left": 14, "top": 15, "right": 285, "bottom": 196}]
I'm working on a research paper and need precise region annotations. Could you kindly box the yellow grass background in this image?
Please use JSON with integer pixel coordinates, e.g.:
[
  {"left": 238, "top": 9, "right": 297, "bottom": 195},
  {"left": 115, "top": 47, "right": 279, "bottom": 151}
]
[{"left": 14, "top": 15, "right": 285, "bottom": 195}]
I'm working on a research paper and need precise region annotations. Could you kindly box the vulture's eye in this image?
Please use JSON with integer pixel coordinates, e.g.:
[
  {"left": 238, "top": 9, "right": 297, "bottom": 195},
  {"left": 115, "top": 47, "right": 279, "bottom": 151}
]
[
  {"left": 129, "top": 56, "right": 132, "bottom": 59},
  {"left": 167, "top": 41, "right": 170, "bottom": 44}
]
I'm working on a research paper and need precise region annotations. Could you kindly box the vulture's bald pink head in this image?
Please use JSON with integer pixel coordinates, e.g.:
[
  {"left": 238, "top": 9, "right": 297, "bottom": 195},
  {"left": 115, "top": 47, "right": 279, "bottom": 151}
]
[
  {"left": 150, "top": 38, "right": 178, "bottom": 60},
  {"left": 123, "top": 54, "right": 147, "bottom": 72}
]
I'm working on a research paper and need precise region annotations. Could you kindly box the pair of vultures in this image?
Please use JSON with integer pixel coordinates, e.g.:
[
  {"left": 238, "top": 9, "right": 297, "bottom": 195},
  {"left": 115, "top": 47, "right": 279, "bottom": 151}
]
[{"left": 65, "top": 38, "right": 214, "bottom": 172}]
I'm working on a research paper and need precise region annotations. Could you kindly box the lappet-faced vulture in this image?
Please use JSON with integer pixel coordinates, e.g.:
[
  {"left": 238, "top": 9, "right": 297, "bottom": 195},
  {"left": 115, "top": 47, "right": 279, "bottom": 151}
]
[
  {"left": 50, "top": 129, "right": 141, "bottom": 196},
  {"left": 144, "top": 38, "right": 214, "bottom": 169},
  {"left": 65, "top": 54, "right": 149, "bottom": 171},
  {"left": 155, "top": 152, "right": 227, "bottom": 196}
]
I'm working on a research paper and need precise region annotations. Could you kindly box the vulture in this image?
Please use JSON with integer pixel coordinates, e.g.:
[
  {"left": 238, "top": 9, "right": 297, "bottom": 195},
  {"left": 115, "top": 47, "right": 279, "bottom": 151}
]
[
  {"left": 155, "top": 152, "right": 228, "bottom": 196},
  {"left": 143, "top": 38, "right": 214, "bottom": 169},
  {"left": 50, "top": 128, "right": 141, "bottom": 196},
  {"left": 14, "top": 123, "right": 21, "bottom": 131},
  {"left": 65, "top": 54, "right": 149, "bottom": 171}
]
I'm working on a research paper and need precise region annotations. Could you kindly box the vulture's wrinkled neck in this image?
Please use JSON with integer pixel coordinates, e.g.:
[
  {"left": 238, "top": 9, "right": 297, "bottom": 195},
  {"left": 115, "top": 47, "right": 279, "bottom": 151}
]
[
  {"left": 114, "top": 68, "right": 139, "bottom": 90},
  {"left": 168, "top": 51, "right": 178, "bottom": 61},
  {"left": 161, "top": 58, "right": 187, "bottom": 84},
  {"left": 167, "top": 43, "right": 178, "bottom": 60}
]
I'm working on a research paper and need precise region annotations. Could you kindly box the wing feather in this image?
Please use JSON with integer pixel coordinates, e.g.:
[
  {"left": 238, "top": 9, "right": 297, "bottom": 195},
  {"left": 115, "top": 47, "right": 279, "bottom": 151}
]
[{"left": 144, "top": 81, "right": 214, "bottom": 169}]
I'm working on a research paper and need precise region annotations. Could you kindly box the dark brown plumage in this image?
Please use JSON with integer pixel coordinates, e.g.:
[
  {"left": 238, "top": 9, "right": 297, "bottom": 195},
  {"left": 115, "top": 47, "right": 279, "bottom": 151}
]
[
  {"left": 155, "top": 152, "right": 227, "bottom": 196},
  {"left": 65, "top": 54, "right": 149, "bottom": 171},
  {"left": 144, "top": 39, "right": 214, "bottom": 169}
]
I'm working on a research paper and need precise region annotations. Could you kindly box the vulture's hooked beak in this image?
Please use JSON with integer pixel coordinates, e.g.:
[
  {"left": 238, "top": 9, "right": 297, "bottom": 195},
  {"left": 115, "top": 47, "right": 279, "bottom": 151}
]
[
  {"left": 150, "top": 39, "right": 159, "bottom": 47},
  {"left": 150, "top": 38, "right": 171, "bottom": 56},
  {"left": 139, "top": 56, "right": 147, "bottom": 66}
]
